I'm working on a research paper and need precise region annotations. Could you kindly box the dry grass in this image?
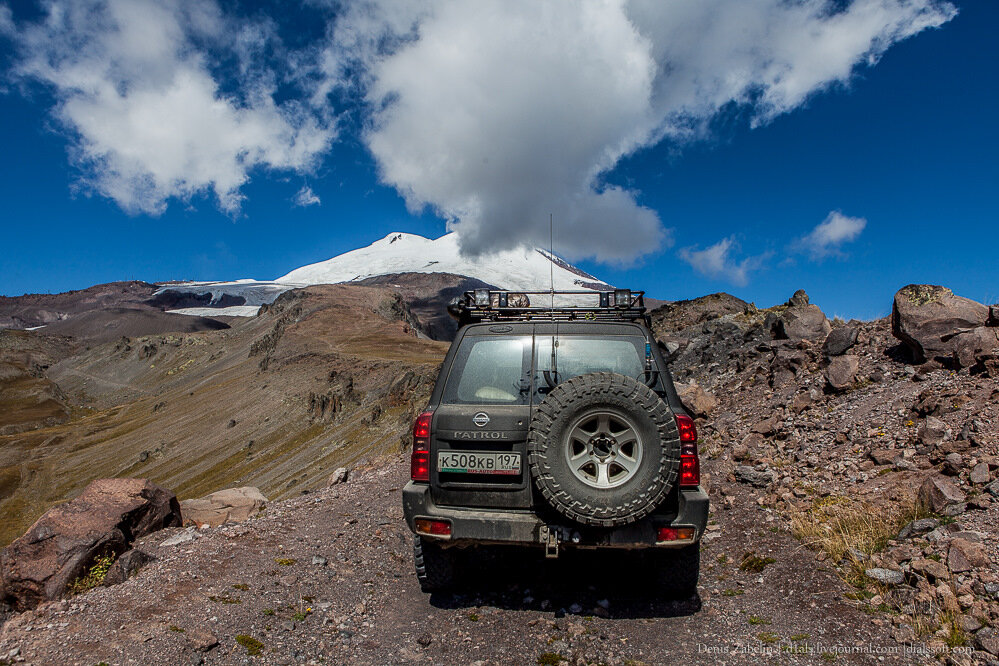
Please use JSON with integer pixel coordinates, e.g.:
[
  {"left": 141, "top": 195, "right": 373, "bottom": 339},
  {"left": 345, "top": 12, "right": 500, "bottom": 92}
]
[{"left": 789, "top": 495, "right": 925, "bottom": 565}]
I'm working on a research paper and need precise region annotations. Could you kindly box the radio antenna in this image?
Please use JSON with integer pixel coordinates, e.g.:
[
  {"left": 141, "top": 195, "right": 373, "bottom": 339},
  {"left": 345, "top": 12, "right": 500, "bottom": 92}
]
[{"left": 549, "top": 213, "right": 558, "bottom": 384}]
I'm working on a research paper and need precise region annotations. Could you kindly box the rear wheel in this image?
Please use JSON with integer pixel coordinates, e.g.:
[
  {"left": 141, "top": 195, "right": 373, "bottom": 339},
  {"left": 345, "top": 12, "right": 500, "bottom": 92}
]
[
  {"left": 413, "top": 536, "right": 455, "bottom": 592},
  {"left": 646, "top": 544, "right": 700, "bottom": 597}
]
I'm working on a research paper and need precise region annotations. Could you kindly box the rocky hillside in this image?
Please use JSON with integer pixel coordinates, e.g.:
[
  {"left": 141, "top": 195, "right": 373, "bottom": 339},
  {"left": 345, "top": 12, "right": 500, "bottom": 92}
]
[
  {"left": 0, "top": 282, "right": 996, "bottom": 664},
  {"left": 0, "top": 285, "right": 446, "bottom": 546}
]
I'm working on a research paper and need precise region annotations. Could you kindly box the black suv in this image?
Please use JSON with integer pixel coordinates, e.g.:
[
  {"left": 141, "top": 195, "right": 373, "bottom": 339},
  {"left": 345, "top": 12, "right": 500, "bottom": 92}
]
[{"left": 402, "top": 289, "right": 707, "bottom": 594}]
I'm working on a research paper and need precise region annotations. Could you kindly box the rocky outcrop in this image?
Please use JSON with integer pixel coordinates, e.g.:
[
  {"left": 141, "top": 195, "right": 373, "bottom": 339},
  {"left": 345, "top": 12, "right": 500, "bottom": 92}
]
[
  {"left": 179, "top": 487, "right": 268, "bottom": 528},
  {"left": 891, "top": 284, "right": 999, "bottom": 368},
  {"left": 0, "top": 478, "right": 180, "bottom": 610},
  {"left": 768, "top": 290, "right": 831, "bottom": 341}
]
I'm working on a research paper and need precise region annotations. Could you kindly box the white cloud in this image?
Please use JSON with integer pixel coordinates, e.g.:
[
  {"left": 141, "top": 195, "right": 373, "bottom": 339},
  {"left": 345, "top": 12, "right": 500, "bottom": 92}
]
[
  {"left": 338, "top": 0, "right": 954, "bottom": 262},
  {"left": 796, "top": 210, "right": 867, "bottom": 259},
  {"left": 10, "top": 0, "right": 335, "bottom": 215},
  {"left": 0, "top": 5, "right": 13, "bottom": 37},
  {"left": 677, "top": 236, "right": 769, "bottom": 286},
  {"left": 294, "top": 185, "right": 321, "bottom": 207}
]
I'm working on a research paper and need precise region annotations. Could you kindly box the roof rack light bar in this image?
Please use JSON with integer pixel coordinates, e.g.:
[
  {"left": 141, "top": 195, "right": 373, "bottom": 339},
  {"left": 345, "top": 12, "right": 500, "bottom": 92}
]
[{"left": 447, "top": 289, "right": 647, "bottom": 325}]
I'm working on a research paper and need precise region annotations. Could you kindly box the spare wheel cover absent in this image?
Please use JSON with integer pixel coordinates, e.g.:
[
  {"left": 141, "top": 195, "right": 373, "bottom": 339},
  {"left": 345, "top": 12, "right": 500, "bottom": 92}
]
[{"left": 528, "top": 372, "right": 681, "bottom": 527}]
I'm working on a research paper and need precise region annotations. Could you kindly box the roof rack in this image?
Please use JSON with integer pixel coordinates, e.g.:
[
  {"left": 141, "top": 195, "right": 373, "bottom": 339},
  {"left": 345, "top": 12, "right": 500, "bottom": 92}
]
[{"left": 447, "top": 289, "right": 648, "bottom": 326}]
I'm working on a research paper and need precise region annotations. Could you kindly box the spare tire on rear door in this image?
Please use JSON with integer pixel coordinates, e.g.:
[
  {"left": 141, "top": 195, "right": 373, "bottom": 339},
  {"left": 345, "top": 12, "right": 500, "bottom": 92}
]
[{"left": 528, "top": 372, "right": 681, "bottom": 527}]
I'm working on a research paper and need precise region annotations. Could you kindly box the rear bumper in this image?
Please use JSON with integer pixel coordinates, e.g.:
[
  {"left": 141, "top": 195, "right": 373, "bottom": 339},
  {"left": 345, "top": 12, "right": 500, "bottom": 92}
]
[{"left": 402, "top": 482, "right": 709, "bottom": 550}]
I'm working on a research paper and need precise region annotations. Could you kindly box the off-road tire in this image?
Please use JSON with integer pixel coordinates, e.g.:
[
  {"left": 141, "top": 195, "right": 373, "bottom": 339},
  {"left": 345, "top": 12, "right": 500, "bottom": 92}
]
[
  {"left": 647, "top": 544, "right": 700, "bottom": 597},
  {"left": 413, "top": 536, "right": 455, "bottom": 592},
  {"left": 528, "top": 372, "right": 681, "bottom": 527}
]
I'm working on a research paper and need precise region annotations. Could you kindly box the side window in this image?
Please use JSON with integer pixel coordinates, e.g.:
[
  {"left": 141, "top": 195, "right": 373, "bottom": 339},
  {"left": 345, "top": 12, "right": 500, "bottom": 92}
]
[
  {"left": 443, "top": 337, "right": 530, "bottom": 404},
  {"left": 534, "top": 337, "right": 645, "bottom": 397}
]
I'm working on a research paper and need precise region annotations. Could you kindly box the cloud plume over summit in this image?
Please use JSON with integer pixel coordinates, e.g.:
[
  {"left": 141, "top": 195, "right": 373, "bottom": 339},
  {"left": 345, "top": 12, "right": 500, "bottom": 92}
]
[{"left": 346, "top": 0, "right": 954, "bottom": 262}]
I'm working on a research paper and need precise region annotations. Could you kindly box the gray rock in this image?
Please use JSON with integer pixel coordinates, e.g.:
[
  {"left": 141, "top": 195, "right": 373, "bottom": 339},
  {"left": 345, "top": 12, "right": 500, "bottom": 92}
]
[
  {"left": 823, "top": 327, "right": 859, "bottom": 356},
  {"left": 975, "top": 627, "right": 999, "bottom": 657},
  {"left": 917, "top": 475, "right": 966, "bottom": 514},
  {"left": 985, "top": 479, "right": 999, "bottom": 498},
  {"left": 103, "top": 549, "right": 155, "bottom": 586},
  {"left": 312, "top": 555, "right": 328, "bottom": 567},
  {"left": 734, "top": 465, "right": 776, "bottom": 488},
  {"left": 824, "top": 355, "right": 859, "bottom": 390},
  {"left": 942, "top": 452, "right": 963, "bottom": 476},
  {"left": 865, "top": 568, "right": 904, "bottom": 586},
  {"left": 160, "top": 527, "right": 199, "bottom": 547},
  {"left": 327, "top": 468, "right": 349, "bottom": 486},
  {"left": 676, "top": 381, "right": 718, "bottom": 419},
  {"left": 970, "top": 463, "right": 991, "bottom": 485},
  {"left": 772, "top": 292, "right": 832, "bottom": 341},
  {"left": 918, "top": 416, "right": 948, "bottom": 447}
]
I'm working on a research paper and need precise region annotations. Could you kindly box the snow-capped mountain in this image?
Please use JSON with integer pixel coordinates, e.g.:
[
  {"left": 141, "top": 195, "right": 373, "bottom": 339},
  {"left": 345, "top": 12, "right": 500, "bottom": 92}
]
[
  {"left": 278, "top": 232, "right": 608, "bottom": 292},
  {"left": 158, "top": 232, "right": 610, "bottom": 317}
]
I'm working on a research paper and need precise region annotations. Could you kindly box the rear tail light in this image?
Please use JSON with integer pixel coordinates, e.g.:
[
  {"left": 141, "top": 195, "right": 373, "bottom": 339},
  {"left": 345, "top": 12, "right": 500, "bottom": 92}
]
[
  {"left": 676, "top": 414, "right": 700, "bottom": 487},
  {"left": 656, "top": 526, "right": 695, "bottom": 543},
  {"left": 411, "top": 410, "right": 433, "bottom": 482},
  {"left": 415, "top": 518, "right": 452, "bottom": 537}
]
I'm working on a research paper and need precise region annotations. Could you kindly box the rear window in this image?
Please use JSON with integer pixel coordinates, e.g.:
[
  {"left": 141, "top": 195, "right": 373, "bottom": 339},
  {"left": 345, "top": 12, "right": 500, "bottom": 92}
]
[
  {"left": 442, "top": 336, "right": 531, "bottom": 404},
  {"left": 534, "top": 337, "right": 645, "bottom": 395}
]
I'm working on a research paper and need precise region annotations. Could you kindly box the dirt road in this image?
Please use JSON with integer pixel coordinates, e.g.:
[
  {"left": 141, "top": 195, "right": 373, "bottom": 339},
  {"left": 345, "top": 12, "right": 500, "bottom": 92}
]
[{"left": 0, "top": 458, "right": 944, "bottom": 666}]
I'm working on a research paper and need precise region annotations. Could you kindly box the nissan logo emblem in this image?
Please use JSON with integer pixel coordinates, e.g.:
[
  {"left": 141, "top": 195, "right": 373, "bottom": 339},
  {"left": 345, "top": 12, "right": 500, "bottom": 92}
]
[{"left": 472, "top": 412, "right": 490, "bottom": 427}]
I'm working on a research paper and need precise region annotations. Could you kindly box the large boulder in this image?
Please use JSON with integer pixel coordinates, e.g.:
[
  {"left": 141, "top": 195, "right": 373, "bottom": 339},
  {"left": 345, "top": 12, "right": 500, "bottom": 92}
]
[
  {"left": 891, "top": 285, "right": 997, "bottom": 367},
  {"left": 769, "top": 290, "right": 831, "bottom": 341},
  {"left": 179, "top": 487, "right": 267, "bottom": 528},
  {"left": 0, "top": 478, "right": 180, "bottom": 610}
]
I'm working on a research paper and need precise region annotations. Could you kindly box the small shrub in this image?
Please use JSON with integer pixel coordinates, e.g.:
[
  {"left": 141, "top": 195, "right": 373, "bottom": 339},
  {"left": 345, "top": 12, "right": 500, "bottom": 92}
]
[
  {"left": 748, "top": 615, "right": 771, "bottom": 625},
  {"left": 68, "top": 554, "right": 116, "bottom": 595},
  {"left": 789, "top": 633, "right": 809, "bottom": 641},
  {"left": 274, "top": 558, "right": 296, "bottom": 566},
  {"left": 536, "top": 653, "right": 563, "bottom": 666},
  {"left": 169, "top": 625, "right": 185, "bottom": 633},
  {"left": 291, "top": 612, "right": 307, "bottom": 621},
  {"left": 262, "top": 609, "right": 275, "bottom": 616},
  {"left": 721, "top": 589, "right": 744, "bottom": 597},
  {"left": 757, "top": 632, "right": 779, "bottom": 644},
  {"left": 236, "top": 634, "right": 264, "bottom": 657},
  {"left": 208, "top": 594, "right": 241, "bottom": 604},
  {"left": 739, "top": 552, "right": 776, "bottom": 573},
  {"left": 232, "top": 583, "right": 249, "bottom": 591},
  {"left": 468, "top": 612, "right": 479, "bottom": 622}
]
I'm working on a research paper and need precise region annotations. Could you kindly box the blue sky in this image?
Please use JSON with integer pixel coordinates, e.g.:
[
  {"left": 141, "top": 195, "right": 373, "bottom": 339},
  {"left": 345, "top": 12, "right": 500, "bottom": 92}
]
[{"left": 0, "top": 0, "right": 995, "bottom": 320}]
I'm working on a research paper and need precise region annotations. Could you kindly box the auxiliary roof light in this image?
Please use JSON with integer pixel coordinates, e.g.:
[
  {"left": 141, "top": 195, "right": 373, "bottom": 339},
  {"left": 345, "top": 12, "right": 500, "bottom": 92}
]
[
  {"left": 614, "top": 289, "right": 631, "bottom": 308},
  {"left": 474, "top": 288, "right": 491, "bottom": 307}
]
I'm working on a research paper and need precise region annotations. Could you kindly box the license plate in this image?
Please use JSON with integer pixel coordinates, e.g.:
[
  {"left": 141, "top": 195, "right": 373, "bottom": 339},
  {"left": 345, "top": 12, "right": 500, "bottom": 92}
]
[{"left": 438, "top": 451, "right": 521, "bottom": 475}]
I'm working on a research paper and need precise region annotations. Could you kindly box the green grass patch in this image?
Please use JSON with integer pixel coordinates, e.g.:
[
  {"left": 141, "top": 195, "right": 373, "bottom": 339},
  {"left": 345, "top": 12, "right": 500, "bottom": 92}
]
[
  {"left": 748, "top": 615, "right": 772, "bottom": 626},
  {"left": 721, "top": 589, "right": 744, "bottom": 597},
  {"left": 757, "top": 632, "right": 779, "bottom": 644},
  {"left": 274, "top": 558, "right": 296, "bottom": 566},
  {"left": 169, "top": 625, "right": 185, "bottom": 633},
  {"left": 236, "top": 634, "right": 264, "bottom": 657},
  {"left": 536, "top": 653, "right": 563, "bottom": 666},
  {"left": 232, "top": 583, "right": 249, "bottom": 591}
]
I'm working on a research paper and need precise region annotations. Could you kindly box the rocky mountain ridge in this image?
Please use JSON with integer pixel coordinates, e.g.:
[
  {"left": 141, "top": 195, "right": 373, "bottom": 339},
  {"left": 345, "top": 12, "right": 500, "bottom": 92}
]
[{"left": 0, "top": 281, "right": 997, "bottom": 664}]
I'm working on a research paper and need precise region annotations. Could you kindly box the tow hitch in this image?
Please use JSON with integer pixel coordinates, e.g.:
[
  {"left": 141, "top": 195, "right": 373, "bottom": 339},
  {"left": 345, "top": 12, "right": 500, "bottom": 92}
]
[{"left": 540, "top": 525, "right": 560, "bottom": 559}]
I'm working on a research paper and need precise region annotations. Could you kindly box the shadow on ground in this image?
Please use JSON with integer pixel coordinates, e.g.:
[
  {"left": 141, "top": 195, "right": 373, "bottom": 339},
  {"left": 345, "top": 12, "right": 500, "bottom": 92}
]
[{"left": 428, "top": 545, "right": 702, "bottom": 620}]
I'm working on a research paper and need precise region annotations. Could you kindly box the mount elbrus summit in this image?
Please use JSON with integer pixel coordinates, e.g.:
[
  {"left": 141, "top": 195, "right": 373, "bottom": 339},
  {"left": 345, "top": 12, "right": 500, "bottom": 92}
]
[{"left": 0, "top": 233, "right": 997, "bottom": 665}]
